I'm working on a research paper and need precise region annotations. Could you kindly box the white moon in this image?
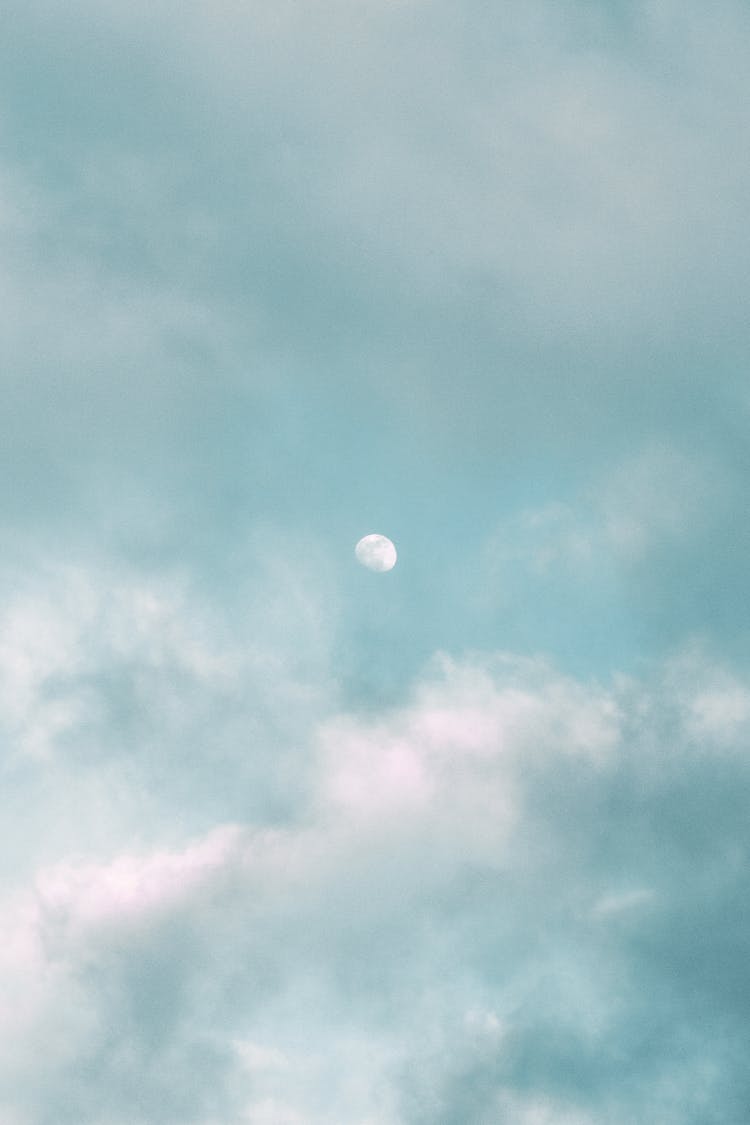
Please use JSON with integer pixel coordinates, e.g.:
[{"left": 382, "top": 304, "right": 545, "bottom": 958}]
[{"left": 355, "top": 533, "right": 397, "bottom": 572}]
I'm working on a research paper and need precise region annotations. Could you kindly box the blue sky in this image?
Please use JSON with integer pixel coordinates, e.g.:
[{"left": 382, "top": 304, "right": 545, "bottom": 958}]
[{"left": 2, "top": 2, "right": 750, "bottom": 1122}]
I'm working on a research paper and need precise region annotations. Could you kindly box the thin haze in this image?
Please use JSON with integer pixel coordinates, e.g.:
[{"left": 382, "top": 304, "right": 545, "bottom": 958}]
[{"left": 2, "top": 2, "right": 750, "bottom": 1122}]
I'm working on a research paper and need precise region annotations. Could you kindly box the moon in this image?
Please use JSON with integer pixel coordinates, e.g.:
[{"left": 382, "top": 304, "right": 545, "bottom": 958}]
[{"left": 355, "top": 533, "right": 397, "bottom": 572}]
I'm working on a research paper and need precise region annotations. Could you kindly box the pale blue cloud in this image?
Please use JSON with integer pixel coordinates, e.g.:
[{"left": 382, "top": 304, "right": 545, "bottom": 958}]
[{"left": 1, "top": 2, "right": 750, "bottom": 1121}]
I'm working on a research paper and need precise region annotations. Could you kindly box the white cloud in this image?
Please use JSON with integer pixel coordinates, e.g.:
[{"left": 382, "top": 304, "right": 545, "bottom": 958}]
[
  {"left": 0, "top": 564, "right": 239, "bottom": 763},
  {"left": 598, "top": 444, "right": 725, "bottom": 564},
  {"left": 591, "top": 887, "right": 656, "bottom": 918},
  {"left": 484, "top": 442, "right": 728, "bottom": 597},
  {"left": 663, "top": 646, "right": 750, "bottom": 748},
  {"left": 1, "top": 644, "right": 748, "bottom": 1121}
]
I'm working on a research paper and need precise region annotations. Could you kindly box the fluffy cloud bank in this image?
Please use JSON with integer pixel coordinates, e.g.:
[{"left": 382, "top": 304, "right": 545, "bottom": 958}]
[{"left": 2, "top": 623, "right": 749, "bottom": 1124}]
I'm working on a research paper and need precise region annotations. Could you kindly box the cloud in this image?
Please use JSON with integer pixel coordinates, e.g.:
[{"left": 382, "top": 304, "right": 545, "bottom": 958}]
[
  {"left": 0, "top": 549, "right": 340, "bottom": 892},
  {"left": 486, "top": 442, "right": 727, "bottom": 580},
  {"left": 2, "top": 647, "right": 750, "bottom": 1122},
  {"left": 476, "top": 440, "right": 740, "bottom": 673},
  {"left": 4, "top": 0, "right": 750, "bottom": 470},
  {"left": 1, "top": 0, "right": 748, "bottom": 694},
  {"left": 1, "top": 3, "right": 749, "bottom": 1122}
]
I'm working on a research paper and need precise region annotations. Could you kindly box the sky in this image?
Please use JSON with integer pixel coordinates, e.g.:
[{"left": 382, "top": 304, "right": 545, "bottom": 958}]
[{"left": 2, "top": 2, "right": 750, "bottom": 1121}]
